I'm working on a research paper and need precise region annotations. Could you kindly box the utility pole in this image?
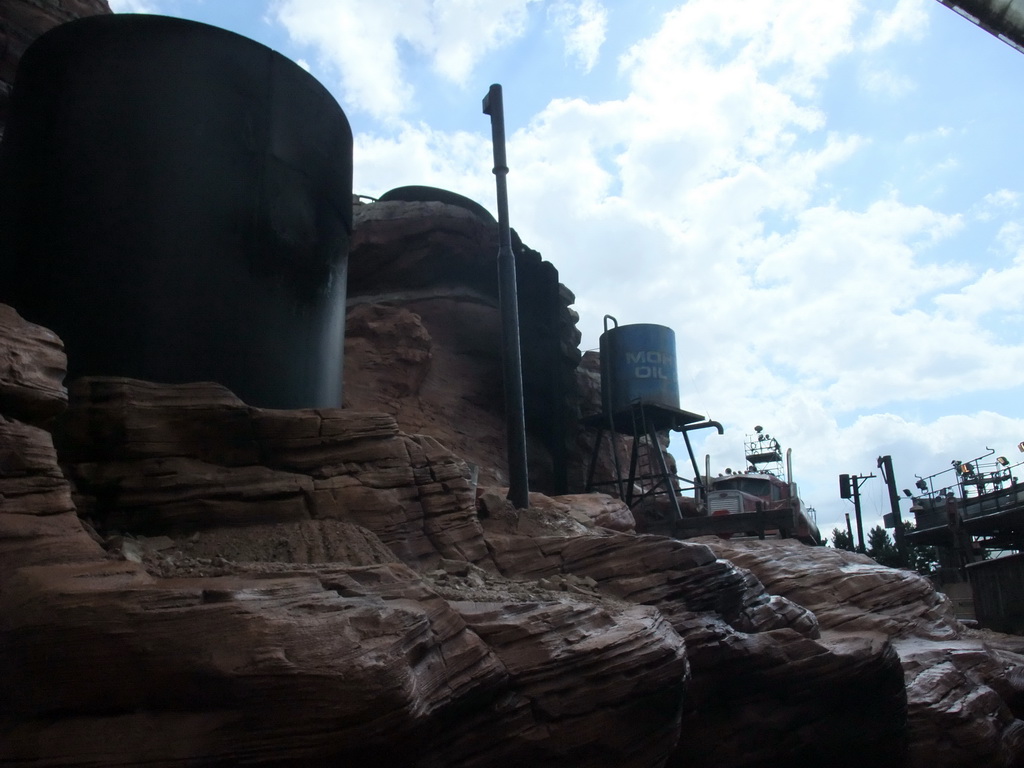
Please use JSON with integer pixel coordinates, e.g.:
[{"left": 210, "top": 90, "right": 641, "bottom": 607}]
[
  {"left": 877, "top": 455, "right": 907, "bottom": 567},
  {"left": 840, "top": 473, "right": 875, "bottom": 553},
  {"left": 483, "top": 84, "right": 529, "bottom": 509}
]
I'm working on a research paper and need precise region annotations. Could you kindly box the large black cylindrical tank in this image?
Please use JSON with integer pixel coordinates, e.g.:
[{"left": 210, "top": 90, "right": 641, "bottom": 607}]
[
  {"left": 0, "top": 14, "right": 353, "bottom": 409},
  {"left": 600, "top": 320, "right": 680, "bottom": 413}
]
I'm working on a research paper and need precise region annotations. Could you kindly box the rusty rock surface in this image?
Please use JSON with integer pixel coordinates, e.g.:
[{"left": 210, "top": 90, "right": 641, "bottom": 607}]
[
  {"left": 344, "top": 201, "right": 515, "bottom": 488},
  {"left": 705, "top": 536, "right": 1024, "bottom": 768},
  {"left": 0, "top": 303, "right": 68, "bottom": 423},
  {"left": 345, "top": 200, "right": 583, "bottom": 495},
  {"left": 344, "top": 298, "right": 508, "bottom": 487},
  {"left": 481, "top": 530, "right": 909, "bottom": 766},
  {"left": 58, "top": 376, "right": 491, "bottom": 570},
  {"left": 2, "top": 554, "right": 692, "bottom": 767},
  {"left": 0, "top": 305, "right": 688, "bottom": 767},
  {"left": 0, "top": 305, "right": 102, "bottom": 582},
  {"left": 2, "top": 301, "right": 1023, "bottom": 767},
  {"left": 898, "top": 638, "right": 1024, "bottom": 768},
  {"left": 348, "top": 200, "right": 499, "bottom": 297}
]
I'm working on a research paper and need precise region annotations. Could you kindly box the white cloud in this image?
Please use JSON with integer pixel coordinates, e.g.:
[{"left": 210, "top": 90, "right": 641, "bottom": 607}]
[
  {"left": 934, "top": 243, "right": 1024, "bottom": 327},
  {"left": 328, "top": 0, "right": 1024, "bottom": 527},
  {"left": 272, "top": 1, "right": 421, "bottom": 121},
  {"left": 904, "top": 126, "right": 952, "bottom": 144},
  {"left": 107, "top": 0, "right": 158, "bottom": 11},
  {"left": 353, "top": 123, "right": 493, "bottom": 202},
  {"left": 986, "top": 189, "right": 1020, "bottom": 210},
  {"left": 617, "top": 0, "right": 860, "bottom": 99},
  {"left": 997, "top": 220, "right": 1024, "bottom": 250},
  {"left": 859, "top": 66, "right": 914, "bottom": 96},
  {"left": 861, "top": 0, "right": 929, "bottom": 51},
  {"left": 271, "top": 0, "right": 538, "bottom": 121},
  {"left": 430, "top": 0, "right": 535, "bottom": 83},
  {"left": 854, "top": 1, "right": 927, "bottom": 101},
  {"left": 973, "top": 189, "right": 1020, "bottom": 221},
  {"left": 548, "top": 0, "right": 608, "bottom": 73}
]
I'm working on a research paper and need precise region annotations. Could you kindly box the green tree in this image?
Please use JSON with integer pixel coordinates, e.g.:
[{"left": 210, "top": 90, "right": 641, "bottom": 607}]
[
  {"left": 830, "top": 527, "right": 855, "bottom": 551},
  {"left": 867, "top": 525, "right": 901, "bottom": 568},
  {"left": 900, "top": 521, "right": 939, "bottom": 576},
  {"left": 863, "top": 523, "right": 940, "bottom": 575}
]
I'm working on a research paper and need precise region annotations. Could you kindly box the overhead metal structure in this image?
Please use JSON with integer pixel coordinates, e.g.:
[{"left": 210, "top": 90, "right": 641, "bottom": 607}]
[{"left": 935, "top": 0, "right": 1024, "bottom": 54}]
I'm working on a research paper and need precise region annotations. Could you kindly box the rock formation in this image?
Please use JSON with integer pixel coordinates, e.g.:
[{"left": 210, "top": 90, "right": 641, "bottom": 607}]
[
  {"left": 0, "top": 304, "right": 100, "bottom": 581},
  {"left": 2, "top": 305, "right": 690, "bottom": 767},
  {"left": 3, "top": 301, "right": 1024, "bottom": 767},
  {"left": 345, "top": 197, "right": 644, "bottom": 500},
  {"left": 703, "top": 537, "right": 1024, "bottom": 768},
  {"left": 2, "top": 5, "right": 1024, "bottom": 767},
  {"left": 346, "top": 197, "right": 588, "bottom": 496}
]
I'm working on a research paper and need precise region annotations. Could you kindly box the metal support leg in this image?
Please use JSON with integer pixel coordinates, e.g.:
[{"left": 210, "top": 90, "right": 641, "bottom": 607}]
[{"left": 647, "top": 419, "right": 682, "bottom": 522}]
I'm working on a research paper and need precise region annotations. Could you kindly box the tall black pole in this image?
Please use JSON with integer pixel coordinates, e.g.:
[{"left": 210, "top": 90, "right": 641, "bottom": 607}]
[
  {"left": 852, "top": 479, "right": 866, "bottom": 553},
  {"left": 483, "top": 84, "right": 529, "bottom": 509},
  {"left": 878, "top": 455, "right": 907, "bottom": 567}
]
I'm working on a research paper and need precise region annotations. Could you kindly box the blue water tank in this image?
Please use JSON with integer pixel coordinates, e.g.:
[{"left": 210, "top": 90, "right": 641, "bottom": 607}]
[
  {"left": 0, "top": 15, "right": 352, "bottom": 409},
  {"left": 600, "top": 320, "right": 680, "bottom": 413}
]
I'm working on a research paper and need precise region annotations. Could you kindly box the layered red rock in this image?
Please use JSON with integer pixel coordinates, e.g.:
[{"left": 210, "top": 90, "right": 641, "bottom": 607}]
[
  {"left": 701, "top": 537, "right": 962, "bottom": 639},
  {"left": 703, "top": 537, "right": 1024, "bottom": 767},
  {"left": 3, "top": 301, "right": 1024, "bottom": 766},
  {"left": 344, "top": 298, "right": 508, "bottom": 486},
  {"left": 481, "top": 529, "right": 908, "bottom": 766},
  {"left": 0, "top": 326, "right": 693, "bottom": 766},
  {"left": 2, "top": 11, "right": 1018, "bottom": 768},
  {"left": 0, "top": 305, "right": 102, "bottom": 582},
  {"left": 346, "top": 199, "right": 583, "bottom": 494},
  {"left": 899, "top": 638, "right": 1024, "bottom": 768},
  {"left": 59, "top": 376, "right": 491, "bottom": 570},
  {"left": 2, "top": 560, "right": 506, "bottom": 765}
]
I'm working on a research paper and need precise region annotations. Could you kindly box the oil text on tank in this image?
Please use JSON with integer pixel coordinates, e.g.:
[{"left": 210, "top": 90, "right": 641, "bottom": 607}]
[{"left": 626, "top": 351, "right": 673, "bottom": 380}]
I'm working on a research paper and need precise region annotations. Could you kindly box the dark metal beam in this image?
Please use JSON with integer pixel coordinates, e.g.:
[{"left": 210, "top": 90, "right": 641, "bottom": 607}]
[
  {"left": 878, "top": 455, "right": 908, "bottom": 567},
  {"left": 935, "top": 0, "right": 1024, "bottom": 54},
  {"left": 483, "top": 84, "right": 530, "bottom": 509}
]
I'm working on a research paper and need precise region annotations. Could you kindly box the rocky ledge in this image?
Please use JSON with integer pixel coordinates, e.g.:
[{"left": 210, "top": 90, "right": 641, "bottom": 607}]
[{"left": 2, "top": 301, "right": 1023, "bottom": 767}]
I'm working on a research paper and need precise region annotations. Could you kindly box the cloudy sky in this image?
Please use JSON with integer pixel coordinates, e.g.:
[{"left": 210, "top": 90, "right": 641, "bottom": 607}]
[{"left": 108, "top": 0, "right": 1024, "bottom": 540}]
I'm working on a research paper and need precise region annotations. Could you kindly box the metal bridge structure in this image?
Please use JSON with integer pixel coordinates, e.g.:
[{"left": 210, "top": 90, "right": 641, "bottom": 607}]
[
  {"left": 912, "top": 1, "right": 1024, "bottom": 631},
  {"left": 906, "top": 450, "right": 1024, "bottom": 631}
]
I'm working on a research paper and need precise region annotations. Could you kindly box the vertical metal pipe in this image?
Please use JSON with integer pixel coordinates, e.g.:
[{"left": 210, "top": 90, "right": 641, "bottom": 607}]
[
  {"left": 482, "top": 84, "right": 529, "bottom": 509},
  {"left": 600, "top": 314, "right": 625, "bottom": 499},
  {"left": 681, "top": 431, "right": 702, "bottom": 498},
  {"left": 704, "top": 454, "right": 711, "bottom": 501},
  {"left": 845, "top": 512, "right": 854, "bottom": 549},
  {"left": 853, "top": 480, "right": 866, "bottom": 554}
]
